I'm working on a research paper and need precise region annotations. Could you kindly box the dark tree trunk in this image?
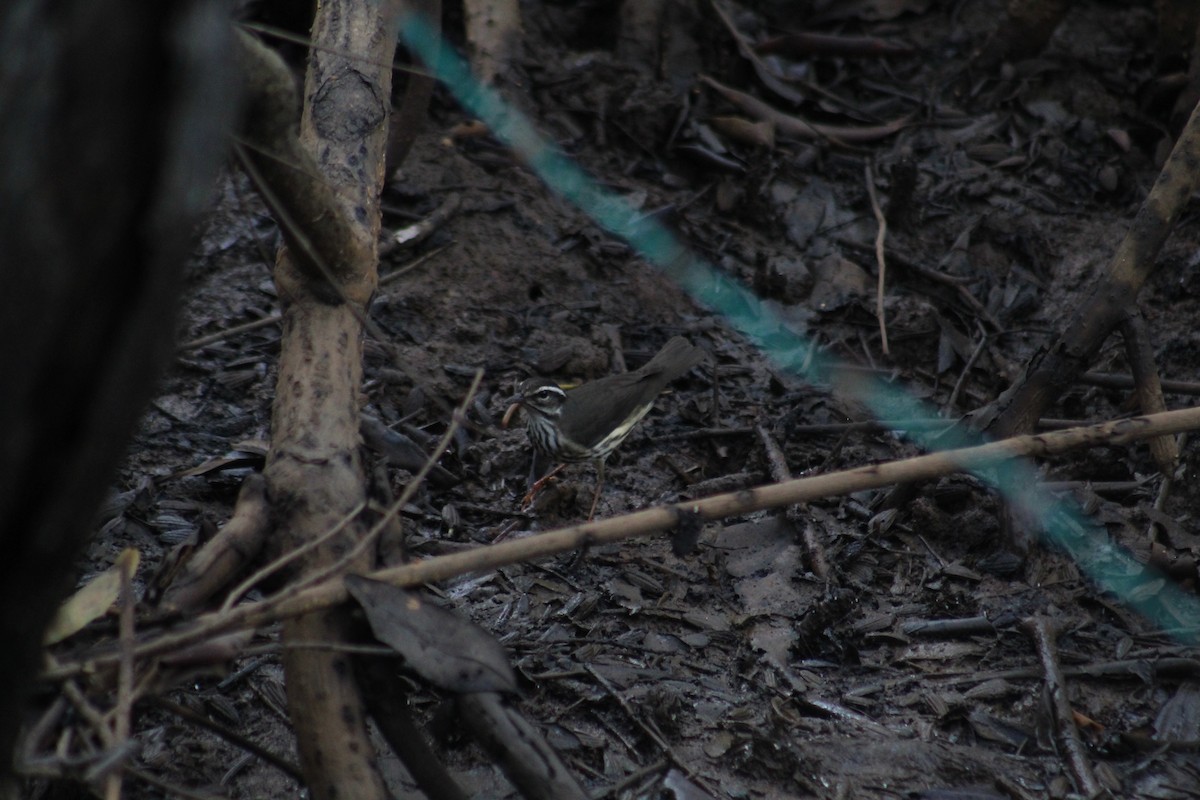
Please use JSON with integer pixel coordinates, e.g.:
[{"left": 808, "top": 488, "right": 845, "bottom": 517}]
[{"left": 0, "top": 0, "right": 235, "bottom": 773}]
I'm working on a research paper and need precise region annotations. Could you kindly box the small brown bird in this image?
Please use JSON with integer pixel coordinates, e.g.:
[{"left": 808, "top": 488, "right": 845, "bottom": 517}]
[{"left": 503, "top": 336, "right": 706, "bottom": 519}]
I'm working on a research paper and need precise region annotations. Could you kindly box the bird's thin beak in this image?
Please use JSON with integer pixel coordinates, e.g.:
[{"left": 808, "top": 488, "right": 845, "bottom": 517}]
[{"left": 501, "top": 397, "right": 524, "bottom": 428}]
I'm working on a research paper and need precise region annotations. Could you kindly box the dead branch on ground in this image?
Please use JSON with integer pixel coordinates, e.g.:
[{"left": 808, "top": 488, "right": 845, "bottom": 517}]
[
  {"left": 459, "top": 692, "right": 589, "bottom": 800},
  {"left": 158, "top": 474, "right": 270, "bottom": 614},
  {"left": 1120, "top": 310, "right": 1178, "bottom": 475},
  {"left": 979, "top": 99, "right": 1200, "bottom": 440},
  {"left": 1023, "top": 617, "right": 1104, "bottom": 797},
  {"left": 44, "top": 405, "right": 1200, "bottom": 684}
]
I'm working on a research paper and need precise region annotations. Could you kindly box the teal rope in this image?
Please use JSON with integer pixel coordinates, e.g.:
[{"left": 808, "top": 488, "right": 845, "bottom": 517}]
[{"left": 396, "top": 14, "right": 1200, "bottom": 641}]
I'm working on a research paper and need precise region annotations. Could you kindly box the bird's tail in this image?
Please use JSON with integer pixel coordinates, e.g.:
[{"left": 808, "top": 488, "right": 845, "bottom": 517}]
[{"left": 644, "top": 336, "right": 707, "bottom": 382}]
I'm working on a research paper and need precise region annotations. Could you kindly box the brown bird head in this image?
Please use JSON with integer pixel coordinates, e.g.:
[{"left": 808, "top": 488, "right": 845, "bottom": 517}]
[{"left": 502, "top": 378, "right": 566, "bottom": 428}]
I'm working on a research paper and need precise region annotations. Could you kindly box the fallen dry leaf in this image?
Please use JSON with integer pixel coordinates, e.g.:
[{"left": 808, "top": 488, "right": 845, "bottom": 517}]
[{"left": 44, "top": 548, "right": 139, "bottom": 645}]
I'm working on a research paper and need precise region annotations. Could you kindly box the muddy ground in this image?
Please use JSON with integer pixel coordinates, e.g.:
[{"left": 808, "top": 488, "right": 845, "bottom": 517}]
[{"left": 27, "top": 0, "right": 1200, "bottom": 798}]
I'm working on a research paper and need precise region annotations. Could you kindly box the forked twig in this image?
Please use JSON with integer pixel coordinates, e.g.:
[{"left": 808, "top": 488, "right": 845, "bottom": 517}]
[{"left": 220, "top": 500, "right": 367, "bottom": 612}]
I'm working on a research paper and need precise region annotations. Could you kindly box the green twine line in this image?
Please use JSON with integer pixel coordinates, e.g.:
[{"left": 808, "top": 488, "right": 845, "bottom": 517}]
[{"left": 396, "top": 14, "right": 1200, "bottom": 642}]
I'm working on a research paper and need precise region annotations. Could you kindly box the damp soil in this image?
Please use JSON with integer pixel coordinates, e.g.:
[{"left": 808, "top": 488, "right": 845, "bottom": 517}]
[{"left": 38, "top": 1, "right": 1200, "bottom": 798}]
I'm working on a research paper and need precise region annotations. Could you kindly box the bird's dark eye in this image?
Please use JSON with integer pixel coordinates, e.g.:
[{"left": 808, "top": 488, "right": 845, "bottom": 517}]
[{"left": 535, "top": 388, "right": 559, "bottom": 401}]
